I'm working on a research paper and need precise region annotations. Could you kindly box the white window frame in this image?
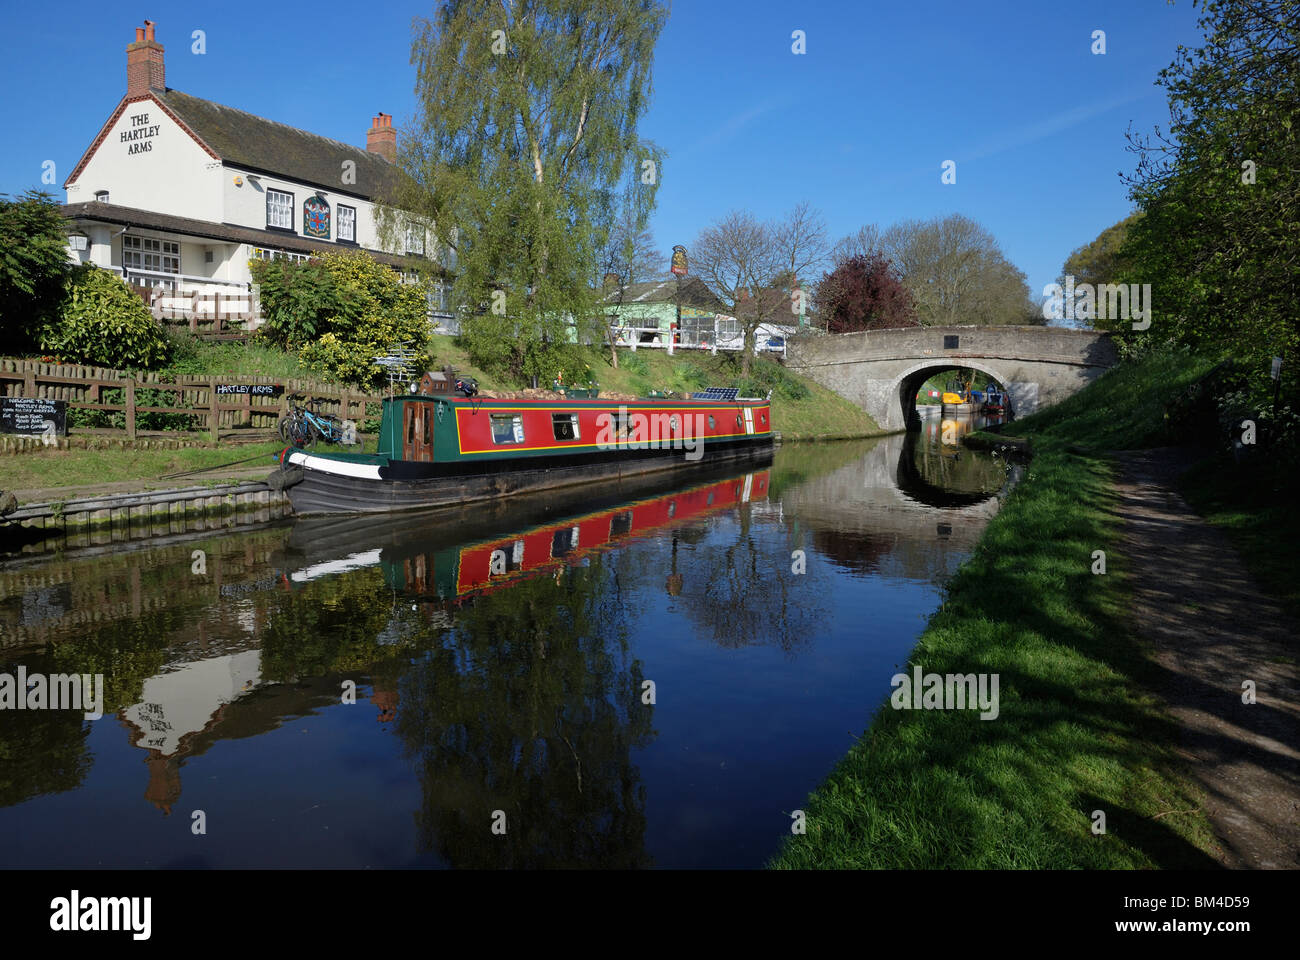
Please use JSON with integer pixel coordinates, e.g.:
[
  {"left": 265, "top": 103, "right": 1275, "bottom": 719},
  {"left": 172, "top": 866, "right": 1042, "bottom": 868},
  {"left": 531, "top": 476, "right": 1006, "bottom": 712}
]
[
  {"left": 266, "top": 189, "right": 294, "bottom": 230},
  {"left": 338, "top": 204, "right": 356, "bottom": 242},
  {"left": 123, "top": 235, "right": 180, "bottom": 276}
]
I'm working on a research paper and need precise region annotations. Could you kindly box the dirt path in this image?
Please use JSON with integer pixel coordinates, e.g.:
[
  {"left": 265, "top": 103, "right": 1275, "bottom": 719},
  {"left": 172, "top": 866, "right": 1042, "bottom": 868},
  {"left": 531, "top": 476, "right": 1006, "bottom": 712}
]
[{"left": 1113, "top": 448, "right": 1300, "bottom": 868}]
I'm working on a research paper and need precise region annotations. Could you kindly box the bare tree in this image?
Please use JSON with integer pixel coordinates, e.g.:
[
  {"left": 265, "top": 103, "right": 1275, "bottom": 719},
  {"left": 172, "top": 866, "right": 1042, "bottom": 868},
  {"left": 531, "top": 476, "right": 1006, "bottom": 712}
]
[
  {"left": 690, "top": 211, "right": 787, "bottom": 374},
  {"left": 880, "top": 214, "right": 1034, "bottom": 326},
  {"left": 769, "top": 201, "right": 829, "bottom": 331},
  {"left": 830, "top": 223, "right": 884, "bottom": 266}
]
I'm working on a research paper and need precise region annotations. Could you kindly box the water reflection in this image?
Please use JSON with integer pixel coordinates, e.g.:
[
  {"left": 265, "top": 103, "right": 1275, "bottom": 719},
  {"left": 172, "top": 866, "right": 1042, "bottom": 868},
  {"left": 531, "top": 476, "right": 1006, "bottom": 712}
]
[{"left": 0, "top": 433, "right": 1015, "bottom": 867}]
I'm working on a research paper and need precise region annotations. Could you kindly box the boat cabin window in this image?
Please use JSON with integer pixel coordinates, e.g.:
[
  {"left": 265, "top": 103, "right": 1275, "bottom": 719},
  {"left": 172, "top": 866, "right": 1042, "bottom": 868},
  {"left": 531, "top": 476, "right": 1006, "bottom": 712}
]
[
  {"left": 552, "top": 413, "right": 580, "bottom": 441},
  {"left": 609, "top": 511, "right": 633, "bottom": 538},
  {"left": 490, "top": 413, "right": 525, "bottom": 444},
  {"left": 408, "top": 410, "right": 416, "bottom": 445},
  {"left": 551, "top": 526, "right": 580, "bottom": 558},
  {"left": 423, "top": 409, "right": 432, "bottom": 445}
]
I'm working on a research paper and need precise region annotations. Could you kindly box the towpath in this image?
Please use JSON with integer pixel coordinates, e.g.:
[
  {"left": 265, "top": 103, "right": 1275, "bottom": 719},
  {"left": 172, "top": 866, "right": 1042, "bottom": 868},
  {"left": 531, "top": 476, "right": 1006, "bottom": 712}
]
[{"left": 1113, "top": 448, "right": 1300, "bottom": 868}]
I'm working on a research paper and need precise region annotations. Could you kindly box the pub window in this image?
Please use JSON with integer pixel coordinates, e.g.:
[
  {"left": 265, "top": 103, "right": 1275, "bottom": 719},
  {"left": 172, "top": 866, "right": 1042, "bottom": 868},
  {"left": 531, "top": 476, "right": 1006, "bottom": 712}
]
[
  {"left": 303, "top": 196, "right": 330, "bottom": 239},
  {"left": 943, "top": 335, "right": 959, "bottom": 349},
  {"left": 123, "top": 235, "right": 180, "bottom": 278},
  {"left": 94, "top": 190, "right": 110, "bottom": 202},
  {"left": 266, "top": 189, "right": 294, "bottom": 230},
  {"left": 490, "top": 413, "right": 524, "bottom": 444},
  {"left": 338, "top": 205, "right": 356, "bottom": 242},
  {"left": 552, "top": 412, "right": 580, "bottom": 441}
]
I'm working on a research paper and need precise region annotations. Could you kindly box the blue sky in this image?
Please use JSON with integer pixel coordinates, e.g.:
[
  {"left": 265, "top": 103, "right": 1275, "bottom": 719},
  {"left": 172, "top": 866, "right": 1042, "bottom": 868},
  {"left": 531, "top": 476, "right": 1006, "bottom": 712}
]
[{"left": 0, "top": 0, "right": 1203, "bottom": 297}]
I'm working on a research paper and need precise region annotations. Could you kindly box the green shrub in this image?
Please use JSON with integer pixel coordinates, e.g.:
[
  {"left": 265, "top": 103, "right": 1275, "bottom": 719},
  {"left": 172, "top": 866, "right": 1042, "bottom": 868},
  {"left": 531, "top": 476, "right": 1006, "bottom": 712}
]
[
  {"left": 0, "top": 190, "right": 70, "bottom": 354},
  {"left": 252, "top": 250, "right": 432, "bottom": 389},
  {"left": 619, "top": 350, "right": 649, "bottom": 376},
  {"left": 41, "top": 265, "right": 169, "bottom": 368},
  {"left": 249, "top": 256, "right": 340, "bottom": 349}
]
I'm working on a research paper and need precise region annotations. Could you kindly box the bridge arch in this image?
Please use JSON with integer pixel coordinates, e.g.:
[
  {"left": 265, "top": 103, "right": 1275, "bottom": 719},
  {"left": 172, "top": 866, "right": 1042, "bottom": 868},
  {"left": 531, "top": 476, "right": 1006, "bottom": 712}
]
[
  {"left": 895, "top": 359, "right": 1013, "bottom": 431},
  {"left": 785, "top": 326, "right": 1118, "bottom": 432}
]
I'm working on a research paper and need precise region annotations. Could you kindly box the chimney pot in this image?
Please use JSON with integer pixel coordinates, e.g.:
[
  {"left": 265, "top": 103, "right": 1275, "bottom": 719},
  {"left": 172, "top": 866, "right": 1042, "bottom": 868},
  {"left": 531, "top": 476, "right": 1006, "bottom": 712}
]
[
  {"left": 127, "top": 21, "right": 166, "bottom": 97},
  {"left": 367, "top": 112, "right": 397, "bottom": 162}
]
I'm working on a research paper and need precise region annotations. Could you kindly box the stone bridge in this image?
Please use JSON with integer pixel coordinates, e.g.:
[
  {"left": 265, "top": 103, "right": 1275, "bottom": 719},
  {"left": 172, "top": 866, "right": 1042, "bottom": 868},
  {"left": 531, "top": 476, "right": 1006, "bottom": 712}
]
[{"left": 786, "top": 325, "right": 1118, "bottom": 431}]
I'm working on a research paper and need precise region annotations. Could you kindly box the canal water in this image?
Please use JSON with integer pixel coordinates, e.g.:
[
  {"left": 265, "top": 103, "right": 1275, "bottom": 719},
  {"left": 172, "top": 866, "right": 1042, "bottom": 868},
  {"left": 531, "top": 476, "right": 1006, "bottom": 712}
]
[{"left": 0, "top": 413, "right": 1016, "bottom": 868}]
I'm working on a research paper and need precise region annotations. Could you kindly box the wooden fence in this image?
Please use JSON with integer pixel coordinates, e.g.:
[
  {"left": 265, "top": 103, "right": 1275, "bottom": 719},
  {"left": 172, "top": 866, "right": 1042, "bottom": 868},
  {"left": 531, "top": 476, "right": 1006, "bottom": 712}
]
[
  {"left": 0, "top": 358, "right": 385, "bottom": 443},
  {"left": 126, "top": 284, "right": 255, "bottom": 342}
]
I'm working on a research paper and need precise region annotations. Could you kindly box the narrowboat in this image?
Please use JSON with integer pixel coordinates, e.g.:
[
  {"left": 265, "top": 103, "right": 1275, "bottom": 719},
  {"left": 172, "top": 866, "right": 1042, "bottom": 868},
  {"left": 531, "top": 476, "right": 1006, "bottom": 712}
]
[{"left": 272, "top": 373, "right": 775, "bottom": 516}]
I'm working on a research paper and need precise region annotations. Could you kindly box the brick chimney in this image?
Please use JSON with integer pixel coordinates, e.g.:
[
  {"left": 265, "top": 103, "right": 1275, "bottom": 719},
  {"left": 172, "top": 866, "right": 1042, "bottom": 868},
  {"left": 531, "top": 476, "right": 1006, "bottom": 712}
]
[
  {"left": 367, "top": 113, "right": 396, "bottom": 162},
  {"left": 126, "top": 20, "right": 165, "bottom": 97}
]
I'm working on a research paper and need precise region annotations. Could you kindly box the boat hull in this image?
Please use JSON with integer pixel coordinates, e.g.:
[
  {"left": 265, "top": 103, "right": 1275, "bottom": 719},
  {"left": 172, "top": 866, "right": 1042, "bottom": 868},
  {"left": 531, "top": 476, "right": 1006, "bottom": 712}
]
[{"left": 282, "top": 436, "right": 775, "bottom": 516}]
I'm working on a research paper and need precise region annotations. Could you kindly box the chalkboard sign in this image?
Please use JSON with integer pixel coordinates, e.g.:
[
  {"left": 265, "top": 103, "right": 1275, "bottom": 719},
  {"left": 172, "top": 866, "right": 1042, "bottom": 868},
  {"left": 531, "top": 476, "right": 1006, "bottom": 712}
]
[
  {"left": 1, "top": 397, "right": 66, "bottom": 438},
  {"left": 215, "top": 384, "right": 284, "bottom": 396}
]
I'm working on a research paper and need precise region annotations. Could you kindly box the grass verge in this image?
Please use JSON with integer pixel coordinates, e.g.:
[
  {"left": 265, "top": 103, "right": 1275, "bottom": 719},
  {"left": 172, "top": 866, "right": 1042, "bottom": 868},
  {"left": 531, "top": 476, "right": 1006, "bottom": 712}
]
[
  {"left": 5, "top": 441, "right": 287, "bottom": 494},
  {"left": 770, "top": 347, "right": 1226, "bottom": 868}
]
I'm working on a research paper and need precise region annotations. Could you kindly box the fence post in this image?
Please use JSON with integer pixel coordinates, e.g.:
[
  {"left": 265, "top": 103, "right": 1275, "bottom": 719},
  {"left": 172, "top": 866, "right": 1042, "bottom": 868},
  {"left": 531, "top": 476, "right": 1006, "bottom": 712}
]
[
  {"left": 125, "top": 378, "right": 137, "bottom": 440},
  {"left": 23, "top": 364, "right": 35, "bottom": 397},
  {"left": 208, "top": 376, "right": 219, "bottom": 443}
]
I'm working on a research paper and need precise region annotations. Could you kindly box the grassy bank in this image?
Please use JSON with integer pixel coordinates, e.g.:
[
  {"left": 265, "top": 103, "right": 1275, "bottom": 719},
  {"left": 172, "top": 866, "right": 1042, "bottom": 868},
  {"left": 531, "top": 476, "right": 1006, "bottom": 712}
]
[
  {"left": 5, "top": 441, "right": 286, "bottom": 494},
  {"left": 770, "top": 348, "right": 1225, "bottom": 869},
  {"left": 421, "top": 336, "right": 881, "bottom": 439},
  {"left": 4, "top": 336, "right": 877, "bottom": 495}
]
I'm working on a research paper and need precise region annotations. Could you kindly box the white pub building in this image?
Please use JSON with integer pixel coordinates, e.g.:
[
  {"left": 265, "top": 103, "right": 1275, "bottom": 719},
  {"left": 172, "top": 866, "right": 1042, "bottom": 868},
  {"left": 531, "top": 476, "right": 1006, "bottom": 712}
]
[{"left": 62, "top": 21, "right": 450, "bottom": 328}]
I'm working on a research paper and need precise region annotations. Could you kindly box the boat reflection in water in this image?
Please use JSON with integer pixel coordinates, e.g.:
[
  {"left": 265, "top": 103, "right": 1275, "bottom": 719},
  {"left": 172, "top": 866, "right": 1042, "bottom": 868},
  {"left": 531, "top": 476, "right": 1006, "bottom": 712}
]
[{"left": 385, "top": 471, "right": 770, "bottom": 605}]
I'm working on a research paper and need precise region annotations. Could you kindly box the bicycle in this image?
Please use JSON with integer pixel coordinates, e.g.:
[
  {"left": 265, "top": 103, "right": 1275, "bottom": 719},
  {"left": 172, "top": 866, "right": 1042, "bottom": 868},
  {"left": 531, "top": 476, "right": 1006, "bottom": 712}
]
[{"left": 277, "top": 394, "right": 354, "bottom": 449}]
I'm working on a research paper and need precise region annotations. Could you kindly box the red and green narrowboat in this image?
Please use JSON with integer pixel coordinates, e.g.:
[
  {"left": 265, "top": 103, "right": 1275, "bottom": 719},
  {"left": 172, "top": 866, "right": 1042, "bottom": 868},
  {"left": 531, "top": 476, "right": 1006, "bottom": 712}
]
[{"left": 273, "top": 374, "right": 775, "bottom": 516}]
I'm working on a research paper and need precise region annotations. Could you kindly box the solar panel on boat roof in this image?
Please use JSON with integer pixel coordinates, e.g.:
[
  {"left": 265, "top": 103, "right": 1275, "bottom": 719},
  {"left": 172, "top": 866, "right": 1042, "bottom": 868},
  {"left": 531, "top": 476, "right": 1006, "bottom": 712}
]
[{"left": 690, "top": 386, "right": 739, "bottom": 401}]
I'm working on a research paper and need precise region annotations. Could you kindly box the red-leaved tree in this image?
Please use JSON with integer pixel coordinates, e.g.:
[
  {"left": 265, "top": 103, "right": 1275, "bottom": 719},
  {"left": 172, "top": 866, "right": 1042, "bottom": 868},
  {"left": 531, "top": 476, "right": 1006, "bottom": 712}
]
[{"left": 816, "top": 253, "right": 918, "bottom": 332}]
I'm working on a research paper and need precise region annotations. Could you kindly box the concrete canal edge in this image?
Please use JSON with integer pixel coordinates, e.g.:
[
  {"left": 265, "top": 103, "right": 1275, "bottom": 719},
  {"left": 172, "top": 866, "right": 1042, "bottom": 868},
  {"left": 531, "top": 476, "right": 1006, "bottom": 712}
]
[{"left": 2, "top": 481, "right": 292, "bottom": 536}]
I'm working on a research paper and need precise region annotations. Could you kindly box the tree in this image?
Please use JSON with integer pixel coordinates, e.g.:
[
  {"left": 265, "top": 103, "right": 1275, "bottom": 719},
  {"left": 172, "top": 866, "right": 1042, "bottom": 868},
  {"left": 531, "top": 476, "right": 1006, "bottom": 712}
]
[
  {"left": 0, "top": 190, "right": 72, "bottom": 354},
  {"left": 771, "top": 200, "right": 830, "bottom": 324},
  {"left": 596, "top": 204, "right": 665, "bottom": 368},
  {"left": 388, "top": 0, "right": 668, "bottom": 384},
  {"left": 692, "top": 203, "right": 826, "bottom": 372},
  {"left": 815, "top": 252, "right": 919, "bottom": 332},
  {"left": 691, "top": 211, "right": 782, "bottom": 374},
  {"left": 829, "top": 223, "right": 884, "bottom": 266},
  {"left": 1121, "top": 0, "right": 1299, "bottom": 382},
  {"left": 880, "top": 214, "right": 1036, "bottom": 326},
  {"left": 1060, "top": 212, "right": 1142, "bottom": 291}
]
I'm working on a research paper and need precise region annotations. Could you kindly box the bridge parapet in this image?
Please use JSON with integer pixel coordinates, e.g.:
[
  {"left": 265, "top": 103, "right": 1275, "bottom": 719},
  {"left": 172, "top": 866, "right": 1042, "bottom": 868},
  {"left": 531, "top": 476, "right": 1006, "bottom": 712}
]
[{"left": 787, "top": 325, "right": 1117, "bottom": 431}]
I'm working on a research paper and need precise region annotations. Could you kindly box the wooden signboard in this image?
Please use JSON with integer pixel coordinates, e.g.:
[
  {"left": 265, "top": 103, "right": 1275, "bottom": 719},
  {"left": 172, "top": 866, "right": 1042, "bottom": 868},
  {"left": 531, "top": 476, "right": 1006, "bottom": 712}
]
[{"left": 1, "top": 397, "right": 66, "bottom": 439}]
